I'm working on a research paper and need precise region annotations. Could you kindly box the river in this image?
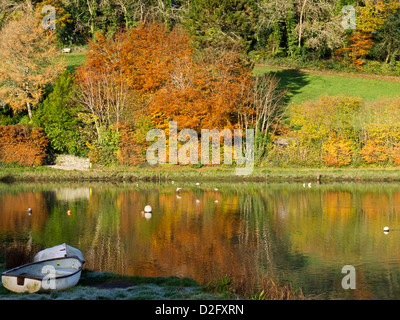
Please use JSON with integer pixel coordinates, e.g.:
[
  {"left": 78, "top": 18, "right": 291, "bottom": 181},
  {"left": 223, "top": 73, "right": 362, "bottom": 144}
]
[{"left": 1, "top": 181, "right": 399, "bottom": 299}]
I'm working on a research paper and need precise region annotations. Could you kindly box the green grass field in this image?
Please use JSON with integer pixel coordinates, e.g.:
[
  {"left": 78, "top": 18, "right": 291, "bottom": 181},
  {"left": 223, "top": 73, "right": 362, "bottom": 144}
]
[
  {"left": 254, "top": 66, "right": 400, "bottom": 105},
  {"left": 63, "top": 51, "right": 87, "bottom": 73}
]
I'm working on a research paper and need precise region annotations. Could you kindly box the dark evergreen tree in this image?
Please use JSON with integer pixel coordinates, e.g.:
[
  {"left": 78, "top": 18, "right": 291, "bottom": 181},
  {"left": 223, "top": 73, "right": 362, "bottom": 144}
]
[
  {"left": 33, "top": 70, "right": 87, "bottom": 157},
  {"left": 371, "top": 8, "right": 400, "bottom": 63},
  {"left": 184, "top": 0, "right": 258, "bottom": 52}
]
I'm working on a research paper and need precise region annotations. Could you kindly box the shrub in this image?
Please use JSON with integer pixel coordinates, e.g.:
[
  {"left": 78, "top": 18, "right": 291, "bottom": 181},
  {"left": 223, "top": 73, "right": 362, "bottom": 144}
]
[
  {"left": 322, "top": 136, "right": 353, "bottom": 167},
  {"left": 87, "top": 127, "right": 120, "bottom": 166},
  {"left": 391, "top": 143, "right": 400, "bottom": 166},
  {"left": 359, "top": 140, "right": 388, "bottom": 164},
  {"left": 0, "top": 125, "right": 48, "bottom": 166},
  {"left": 290, "top": 96, "right": 362, "bottom": 142},
  {"left": 360, "top": 97, "right": 400, "bottom": 145}
]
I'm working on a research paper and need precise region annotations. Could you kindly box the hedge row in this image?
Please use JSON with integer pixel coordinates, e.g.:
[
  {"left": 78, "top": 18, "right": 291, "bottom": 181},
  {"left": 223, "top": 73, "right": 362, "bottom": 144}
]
[{"left": 0, "top": 125, "right": 48, "bottom": 166}]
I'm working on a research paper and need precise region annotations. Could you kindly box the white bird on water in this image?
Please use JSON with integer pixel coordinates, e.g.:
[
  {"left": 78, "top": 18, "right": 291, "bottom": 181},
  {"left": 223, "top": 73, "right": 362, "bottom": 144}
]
[{"left": 176, "top": 187, "right": 182, "bottom": 192}]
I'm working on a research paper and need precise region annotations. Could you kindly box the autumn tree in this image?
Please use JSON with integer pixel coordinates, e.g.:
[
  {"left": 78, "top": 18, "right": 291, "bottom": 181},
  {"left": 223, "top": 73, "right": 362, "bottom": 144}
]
[
  {"left": 238, "top": 73, "right": 288, "bottom": 162},
  {"left": 345, "top": 0, "right": 400, "bottom": 68},
  {"left": 0, "top": 8, "right": 65, "bottom": 119},
  {"left": 150, "top": 45, "right": 254, "bottom": 131},
  {"left": 75, "top": 31, "right": 136, "bottom": 139},
  {"left": 121, "top": 23, "right": 193, "bottom": 95},
  {"left": 74, "top": 22, "right": 289, "bottom": 165}
]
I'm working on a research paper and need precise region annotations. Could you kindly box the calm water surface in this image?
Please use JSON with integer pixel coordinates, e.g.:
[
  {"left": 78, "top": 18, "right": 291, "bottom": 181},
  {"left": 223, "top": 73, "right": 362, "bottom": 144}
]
[{"left": 1, "top": 181, "right": 400, "bottom": 299}]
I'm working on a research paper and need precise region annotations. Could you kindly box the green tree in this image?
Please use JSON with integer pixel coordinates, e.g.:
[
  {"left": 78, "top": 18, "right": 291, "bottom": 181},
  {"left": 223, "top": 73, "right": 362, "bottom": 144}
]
[
  {"left": 33, "top": 70, "right": 87, "bottom": 157},
  {"left": 371, "top": 8, "right": 400, "bottom": 63},
  {"left": 184, "top": 0, "right": 257, "bottom": 52}
]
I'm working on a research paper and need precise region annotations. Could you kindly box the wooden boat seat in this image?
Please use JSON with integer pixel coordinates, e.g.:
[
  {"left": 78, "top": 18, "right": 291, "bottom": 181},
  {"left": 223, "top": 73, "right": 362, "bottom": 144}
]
[
  {"left": 19, "top": 272, "right": 44, "bottom": 280},
  {"left": 17, "top": 273, "right": 44, "bottom": 285}
]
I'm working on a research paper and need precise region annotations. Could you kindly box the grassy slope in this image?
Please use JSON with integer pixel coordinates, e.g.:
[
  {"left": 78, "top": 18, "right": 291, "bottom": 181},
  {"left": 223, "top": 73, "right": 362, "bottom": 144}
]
[
  {"left": 63, "top": 51, "right": 87, "bottom": 73},
  {"left": 253, "top": 65, "right": 400, "bottom": 105}
]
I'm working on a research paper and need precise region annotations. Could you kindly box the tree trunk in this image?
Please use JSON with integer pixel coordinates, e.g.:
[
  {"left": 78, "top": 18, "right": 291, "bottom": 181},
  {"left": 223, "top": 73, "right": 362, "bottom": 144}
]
[
  {"left": 26, "top": 101, "right": 32, "bottom": 119},
  {"left": 86, "top": 0, "right": 95, "bottom": 36},
  {"left": 298, "top": 0, "right": 307, "bottom": 48},
  {"left": 385, "top": 52, "right": 391, "bottom": 64}
]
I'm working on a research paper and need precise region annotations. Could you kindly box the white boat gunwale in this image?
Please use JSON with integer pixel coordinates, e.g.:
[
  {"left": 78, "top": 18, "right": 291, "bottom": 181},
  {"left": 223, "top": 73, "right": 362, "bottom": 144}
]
[{"left": 1, "top": 256, "right": 84, "bottom": 281}]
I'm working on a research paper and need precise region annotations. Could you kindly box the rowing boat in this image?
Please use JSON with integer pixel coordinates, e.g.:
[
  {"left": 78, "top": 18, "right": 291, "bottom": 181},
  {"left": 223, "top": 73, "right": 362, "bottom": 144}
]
[
  {"left": 1, "top": 256, "right": 83, "bottom": 293},
  {"left": 33, "top": 243, "right": 85, "bottom": 263}
]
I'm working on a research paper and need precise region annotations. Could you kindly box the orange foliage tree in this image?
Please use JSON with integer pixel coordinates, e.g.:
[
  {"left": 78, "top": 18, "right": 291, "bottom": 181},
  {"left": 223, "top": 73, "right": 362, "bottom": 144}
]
[
  {"left": 75, "top": 22, "right": 258, "bottom": 165},
  {"left": 150, "top": 47, "right": 253, "bottom": 131},
  {"left": 347, "top": 32, "right": 375, "bottom": 69},
  {"left": 75, "top": 31, "right": 136, "bottom": 137},
  {"left": 121, "top": 23, "right": 193, "bottom": 96},
  {"left": 114, "top": 23, "right": 254, "bottom": 132},
  {"left": 322, "top": 135, "right": 353, "bottom": 167},
  {"left": 0, "top": 126, "right": 48, "bottom": 166}
]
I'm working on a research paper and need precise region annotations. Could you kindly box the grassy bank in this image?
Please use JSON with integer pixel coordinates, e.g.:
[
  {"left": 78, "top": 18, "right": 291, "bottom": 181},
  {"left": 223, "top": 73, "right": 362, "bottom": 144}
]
[
  {"left": 2, "top": 164, "right": 400, "bottom": 183},
  {"left": 254, "top": 65, "right": 400, "bottom": 106},
  {"left": 0, "top": 269, "right": 223, "bottom": 300},
  {"left": 0, "top": 268, "right": 305, "bottom": 300}
]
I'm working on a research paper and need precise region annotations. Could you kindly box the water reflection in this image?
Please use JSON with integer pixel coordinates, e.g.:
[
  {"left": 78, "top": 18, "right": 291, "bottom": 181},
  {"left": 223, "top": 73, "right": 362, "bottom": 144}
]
[{"left": 1, "top": 182, "right": 400, "bottom": 299}]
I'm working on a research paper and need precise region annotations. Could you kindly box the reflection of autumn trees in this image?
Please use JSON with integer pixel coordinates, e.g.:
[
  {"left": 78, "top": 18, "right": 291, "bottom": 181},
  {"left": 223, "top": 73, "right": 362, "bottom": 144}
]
[
  {"left": 0, "top": 188, "right": 51, "bottom": 263},
  {"left": 81, "top": 185, "right": 400, "bottom": 299},
  {"left": 4, "top": 184, "right": 400, "bottom": 298},
  {"left": 0, "top": 191, "right": 49, "bottom": 235},
  {"left": 79, "top": 190, "right": 125, "bottom": 275},
  {"left": 118, "top": 188, "right": 246, "bottom": 283}
]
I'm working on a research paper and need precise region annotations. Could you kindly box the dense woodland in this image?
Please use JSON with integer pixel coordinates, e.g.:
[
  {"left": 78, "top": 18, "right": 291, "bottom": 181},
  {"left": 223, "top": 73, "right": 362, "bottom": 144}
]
[{"left": 1, "top": 0, "right": 400, "bottom": 169}]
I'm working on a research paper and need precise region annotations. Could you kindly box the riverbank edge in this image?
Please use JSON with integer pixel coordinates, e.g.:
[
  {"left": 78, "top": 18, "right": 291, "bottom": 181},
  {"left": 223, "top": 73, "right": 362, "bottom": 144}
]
[
  {"left": 0, "top": 268, "right": 225, "bottom": 300},
  {"left": 0, "top": 267, "right": 307, "bottom": 300},
  {"left": 2, "top": 165, "right": 400, "bottom": 183}
]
